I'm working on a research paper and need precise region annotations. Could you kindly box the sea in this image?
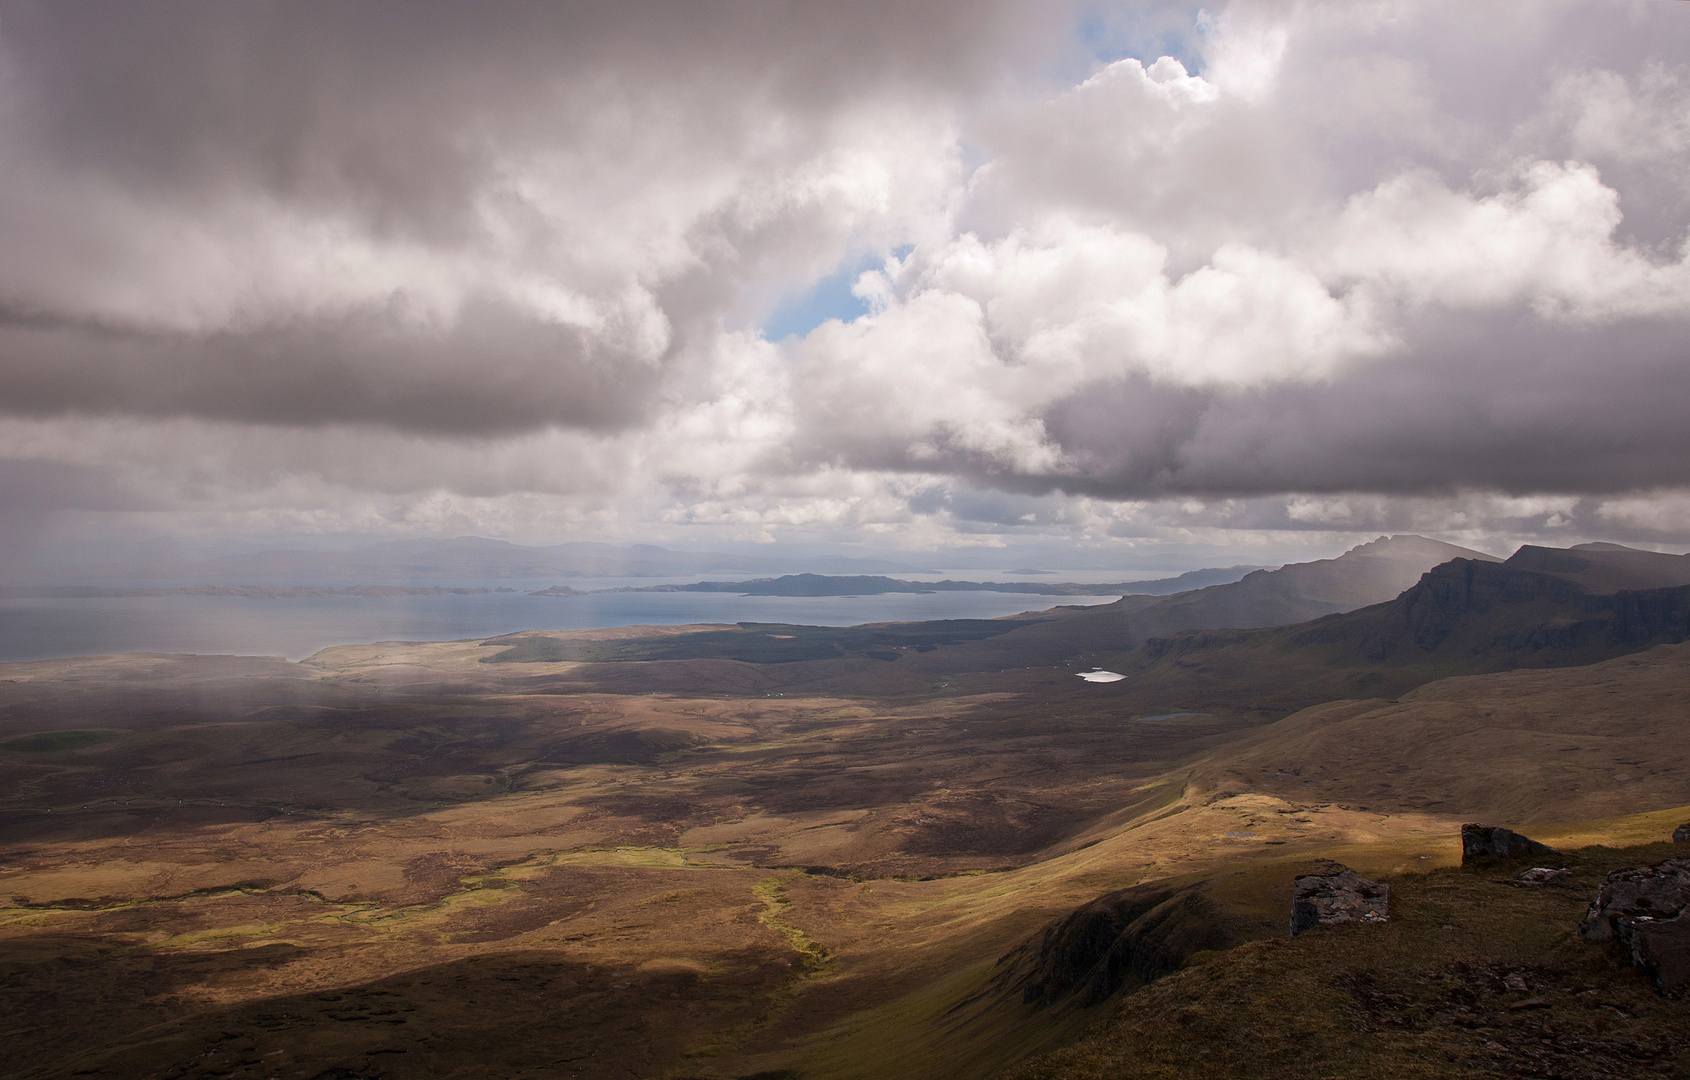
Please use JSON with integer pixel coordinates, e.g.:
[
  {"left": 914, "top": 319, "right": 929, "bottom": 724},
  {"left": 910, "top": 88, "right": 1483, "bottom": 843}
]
[{"left": 0, "top": 573, "right": 1130, "bottom": 663}]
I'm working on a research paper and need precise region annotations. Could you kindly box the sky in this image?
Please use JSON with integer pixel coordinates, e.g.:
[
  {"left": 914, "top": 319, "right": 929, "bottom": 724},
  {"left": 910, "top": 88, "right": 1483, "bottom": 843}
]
[{"left": 2, "top": 0, "right": 1689, "bottom": 570}]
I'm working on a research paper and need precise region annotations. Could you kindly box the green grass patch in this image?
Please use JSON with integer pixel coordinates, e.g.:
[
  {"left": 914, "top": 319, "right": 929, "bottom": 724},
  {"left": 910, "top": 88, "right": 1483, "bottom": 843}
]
[
  {"left": 1, "top": 730, "right": 119, "bottom": 753},
  {"left": 754, "top": 877, "right": 833, "bottom": 973}
]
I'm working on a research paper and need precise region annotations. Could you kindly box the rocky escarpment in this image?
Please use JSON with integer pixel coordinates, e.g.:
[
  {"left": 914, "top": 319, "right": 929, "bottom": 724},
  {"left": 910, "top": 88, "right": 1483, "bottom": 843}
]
[
  {"left": 1011, "top": 880, "right": 1245, "bottom": 1007},
  {"left": 1294, "top": 556, "right": 1690, "bottom": 667}
]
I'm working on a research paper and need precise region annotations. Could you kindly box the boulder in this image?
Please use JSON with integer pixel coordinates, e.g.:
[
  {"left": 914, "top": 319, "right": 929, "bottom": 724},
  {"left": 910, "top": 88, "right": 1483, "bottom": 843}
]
[
  {"left": 1290, "top": 867, "right": 1389, "bottom": 936},
  {"left": 1580, "top": 858, "right": 1690, "bottom": 942},
  {"left": 1618, "top": 910, "right": 1690, "bottom": 995},
  {"left": 1517, "top": 866, "right": 1570, "bottom": 884},
  {"left": 1673, "top": 822, "right": 1690, "bottom": 843},
  {"left": 1461, "top": 824, "right": 1560, "bottom": 865}
]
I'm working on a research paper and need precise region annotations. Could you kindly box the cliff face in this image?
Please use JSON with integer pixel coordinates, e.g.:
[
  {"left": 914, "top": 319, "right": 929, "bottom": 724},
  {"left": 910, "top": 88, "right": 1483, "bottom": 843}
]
[
  {"left": 1142, "top": 534, "right": 1499, "bottom": 634},
  {"left": 1356, "top": 555, "right": 1690, "bottom": 665},
  {"left": 1011, "top": 880, "right": 1242, "bottom": 1008}
]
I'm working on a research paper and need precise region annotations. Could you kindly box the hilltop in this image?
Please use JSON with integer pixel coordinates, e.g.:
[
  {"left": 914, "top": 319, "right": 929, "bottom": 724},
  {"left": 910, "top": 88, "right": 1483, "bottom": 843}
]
[{"left": 1088, "top": 540, "right": 1690, "bottom": 717}]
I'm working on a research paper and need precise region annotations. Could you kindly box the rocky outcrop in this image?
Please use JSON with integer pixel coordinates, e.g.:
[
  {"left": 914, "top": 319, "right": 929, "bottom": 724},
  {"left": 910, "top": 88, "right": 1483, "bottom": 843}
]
[
  {"left": 1673, "top": 822, "right": 1690, "bottom": 843},
  {"left": 1462, "top": 825, "right": 1560, "bottom": 864},
  {"left": 1581, "top": 859, "right": 1690, "bottom": 941},
  {"left": 1290, "top": 867, "right": 1389, "bottom": 936},
  {"left": 1016, "top": 881, "right": 1238, "bottom": 1007},
  {"left": 1461, "top": 824, "right": 1560, "bottom": 865},
  {"left": 1517, "top": 866, "right": 1570, "bottom": 884},
  {"left": 1583, "top": 859, "right": 1690, "bottom": 995},
  {"left": 1619, "top": 912, "right": 1690, "bottom": 995},
  {"left": 1375, "top": 558, "right": 1589, "bottom": 657}
]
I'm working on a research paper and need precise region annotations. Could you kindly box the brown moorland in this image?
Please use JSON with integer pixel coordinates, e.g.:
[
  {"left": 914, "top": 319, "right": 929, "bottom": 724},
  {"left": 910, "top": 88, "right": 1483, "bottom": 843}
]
[{"left": 3, "top": 543, "right": 1689, "bottom": 1079}]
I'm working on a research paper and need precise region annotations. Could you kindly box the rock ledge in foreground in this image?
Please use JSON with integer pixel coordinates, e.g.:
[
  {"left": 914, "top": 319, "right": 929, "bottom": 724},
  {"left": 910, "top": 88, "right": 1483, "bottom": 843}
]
[
  {"left": 1461, "top": 824, "right": 1560, "bottom": 865},
  {"left": 1582, "top": 858, "right": 1690, "bottom": 995},
  {"left": 1290, "top": 866, "right": 1389, "bottom": 936}
]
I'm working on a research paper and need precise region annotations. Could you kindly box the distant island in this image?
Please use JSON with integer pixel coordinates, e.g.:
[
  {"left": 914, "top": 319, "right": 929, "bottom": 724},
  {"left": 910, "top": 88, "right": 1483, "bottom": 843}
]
[{"left": 557, "top": 567, "right": 1265, "bottom": 598}]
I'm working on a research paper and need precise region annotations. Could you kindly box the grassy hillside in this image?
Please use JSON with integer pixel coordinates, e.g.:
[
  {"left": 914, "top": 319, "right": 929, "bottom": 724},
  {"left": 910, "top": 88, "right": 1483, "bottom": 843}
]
[
  {"left": 1045, "top": 543, "right": 1690, "bottom": 722},
  {"left": 1193, "top": 642, "right": 1690, "bottom": 825},
  {"left": 1009, "top": 837, "right": 1690, "bottom": 1080},
  {"left": 4, "top": 543, "right": 1690, "bottom": 1080}
]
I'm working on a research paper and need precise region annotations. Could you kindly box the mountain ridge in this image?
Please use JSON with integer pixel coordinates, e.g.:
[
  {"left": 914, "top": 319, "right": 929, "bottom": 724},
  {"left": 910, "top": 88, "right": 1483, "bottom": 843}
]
[{"left": 591, "top": 565, "right": 1266, "bottom": 598}]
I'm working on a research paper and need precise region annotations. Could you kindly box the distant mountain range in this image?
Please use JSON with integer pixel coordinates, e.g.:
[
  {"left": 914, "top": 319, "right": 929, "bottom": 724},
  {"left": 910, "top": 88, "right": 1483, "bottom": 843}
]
[
  {"left": 1308, "top": 540, "right": 1690, "bottom": 668},
  {"left": 1090, "top": 540, "right": 1690, "bottom": 716},
  {"left": 963, "top": 534, "right": 1499, "bottom": 669},
  {"left": 478, "top": 537, "right": 1690, "bottom": 736},
  {"left": 1125, "top": 533, "right": 1500, "bottom": 631},
  {"left": 479, "top": 535, "right": 1496, "bottom": 669},
  {"left": 591, "top": 565, "right": 1264, "bottom": 597}
]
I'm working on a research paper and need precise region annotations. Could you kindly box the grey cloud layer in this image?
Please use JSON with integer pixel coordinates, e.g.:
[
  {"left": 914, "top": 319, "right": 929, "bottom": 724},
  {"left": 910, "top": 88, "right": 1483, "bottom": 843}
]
[
  {"left": 0, "top": 0, "right": 1053, "bottom": 432},
  {"left": 1, "top": 0, "right": 1688, "bottom": 543},
  {"left": 9, "top": 1, "right": 1044, "bottom": 211},
  {"left": 0, "top": 299, "right": 662, "bottom": 433},
  {"left": 1040, "top": 313, "right": 1690, "bottom": 498}
]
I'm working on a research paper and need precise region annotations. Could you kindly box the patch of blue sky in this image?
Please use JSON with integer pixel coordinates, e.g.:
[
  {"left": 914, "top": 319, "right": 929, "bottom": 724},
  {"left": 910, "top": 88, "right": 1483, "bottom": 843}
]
[
  {"left": 1073, "top": 1, "right": 1205, "bottom": 76},
  {"left": 762, "top": 247, "right": 910, "bottom": 342}
]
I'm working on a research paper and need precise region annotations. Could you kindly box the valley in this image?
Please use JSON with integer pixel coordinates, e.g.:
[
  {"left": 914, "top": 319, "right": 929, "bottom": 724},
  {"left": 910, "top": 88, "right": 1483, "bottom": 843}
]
[{"left": 3, "top": 538, "right": 1689, "bottom": 1079}]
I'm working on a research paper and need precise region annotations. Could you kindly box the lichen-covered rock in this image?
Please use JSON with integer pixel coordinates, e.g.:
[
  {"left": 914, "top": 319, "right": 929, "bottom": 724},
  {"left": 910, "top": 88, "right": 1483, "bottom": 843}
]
[
  {"left": 1290, "top": 867, "right": 1389, "bottom": 936},
  {"left": 1580, "top": 859, "right": 1690, "bottom": 942},
  {"left": 1673, "top": 822, "right": 1690, "bottom": 843},
  {"left": 1618, "top": 910, "right": 1690, "bottom": 995},
  {"left": 1461, "top": 824, "right": 1560, "bottom": 865}
]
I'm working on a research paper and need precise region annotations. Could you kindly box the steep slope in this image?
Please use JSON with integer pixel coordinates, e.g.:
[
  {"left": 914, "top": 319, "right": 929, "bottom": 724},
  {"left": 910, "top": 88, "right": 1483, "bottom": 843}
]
[
  {"left": 1008, "top": 839, "right": 1690, "bottom": 1080},
  {"left": 1310, "top": 542, "right": 1690, "bottom": 670},
  {"left": 852, "top": 535, "right": 1497, "bottom": 684},
  {"left": 1143, "top": 534, "right": 1499, "bottom": 631},
  {"left": 889, "top": 644, "right": 1690, "bottom": 1080},
  {"left": 1196, "top": 639, "right": 1690, "bottom": 825},
  {"left": 1093, "top": 542, "right": 1690, "bottom": 717}
]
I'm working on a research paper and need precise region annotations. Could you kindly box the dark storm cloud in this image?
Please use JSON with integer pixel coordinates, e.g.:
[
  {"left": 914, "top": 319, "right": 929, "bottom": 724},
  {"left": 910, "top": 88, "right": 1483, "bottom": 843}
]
[
  {"left": 0, "top": 0, "right": 1061, "bottom": 434},
  {"left": 0, "top": 298, "right": 659, "bottom": 434},
  {"left": 5, "top": 0, "right": 1052, "bottom": 219},
  {"left": 1041, "top": 311, "right": 1690, "bottom": 499}
]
